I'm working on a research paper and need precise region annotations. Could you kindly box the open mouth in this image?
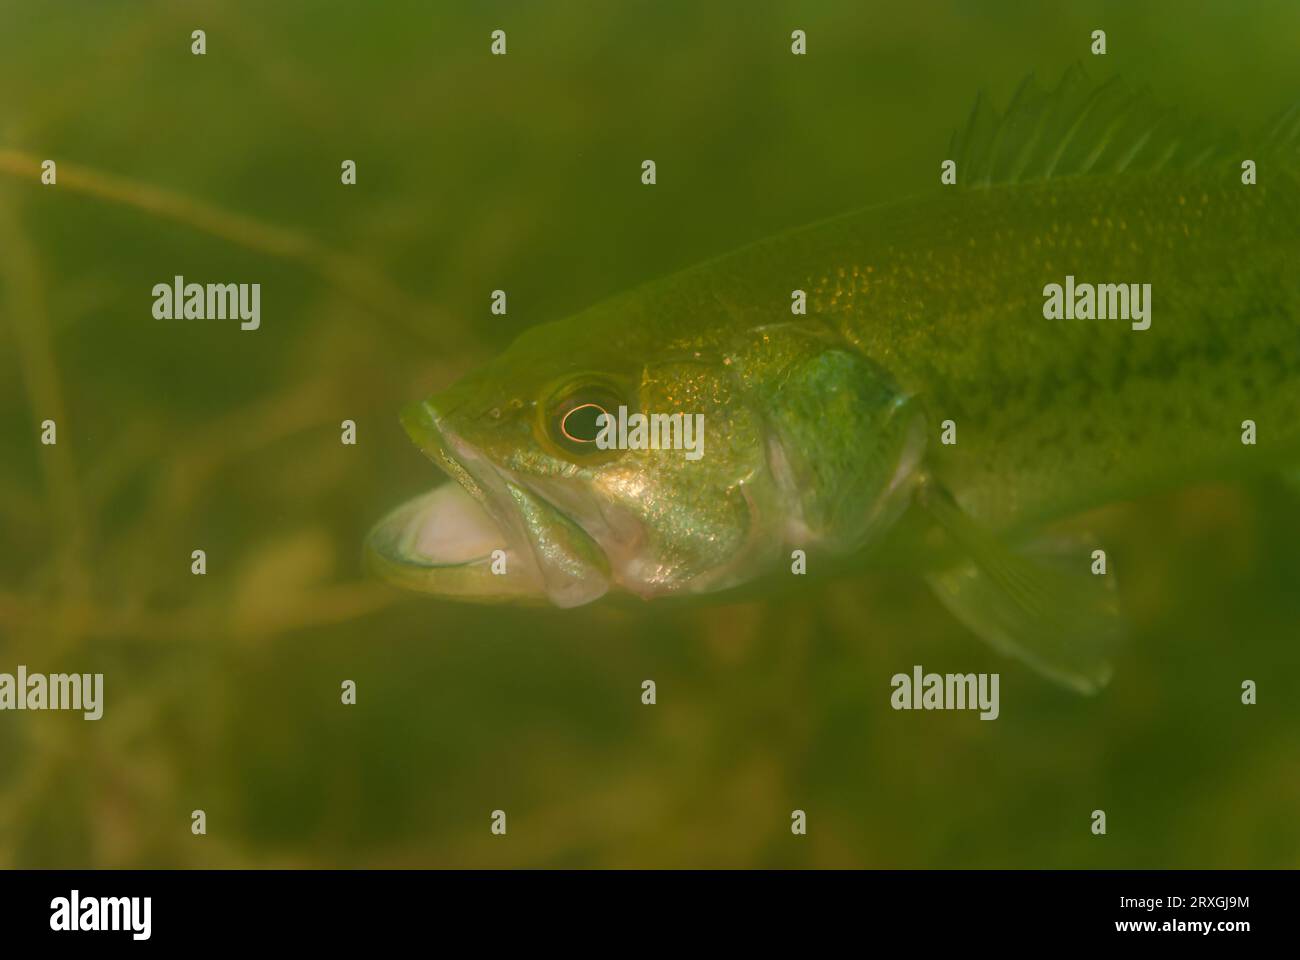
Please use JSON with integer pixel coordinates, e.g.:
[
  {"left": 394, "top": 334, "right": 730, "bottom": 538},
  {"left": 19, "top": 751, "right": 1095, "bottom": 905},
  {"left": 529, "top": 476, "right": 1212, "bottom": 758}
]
[
  {"left": 364, "top": 400, "right": 611, "bottom": 607},
  {"left": 368, "top": 482, "right": 504, "bottom": 567}
]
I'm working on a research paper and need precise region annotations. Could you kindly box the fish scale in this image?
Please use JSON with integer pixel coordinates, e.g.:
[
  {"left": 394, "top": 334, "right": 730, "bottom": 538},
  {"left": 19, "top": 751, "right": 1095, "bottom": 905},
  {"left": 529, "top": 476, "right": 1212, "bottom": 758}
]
[{"left": 661, "top": 171, "right": 1300, "bottom": 533}]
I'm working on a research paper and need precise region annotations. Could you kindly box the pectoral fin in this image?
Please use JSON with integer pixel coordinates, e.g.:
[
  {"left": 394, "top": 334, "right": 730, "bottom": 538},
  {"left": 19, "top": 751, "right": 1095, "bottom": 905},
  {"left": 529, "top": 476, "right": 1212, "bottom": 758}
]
[{"left": 917, "top": 479, "right": 1124, "bottom": 694}]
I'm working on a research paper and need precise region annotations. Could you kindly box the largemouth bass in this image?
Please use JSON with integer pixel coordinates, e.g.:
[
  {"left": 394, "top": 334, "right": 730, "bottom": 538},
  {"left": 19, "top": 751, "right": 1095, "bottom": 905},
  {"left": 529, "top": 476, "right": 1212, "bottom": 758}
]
[{"left": 366, "top": 69, "right": 1300, "bottom": 691}]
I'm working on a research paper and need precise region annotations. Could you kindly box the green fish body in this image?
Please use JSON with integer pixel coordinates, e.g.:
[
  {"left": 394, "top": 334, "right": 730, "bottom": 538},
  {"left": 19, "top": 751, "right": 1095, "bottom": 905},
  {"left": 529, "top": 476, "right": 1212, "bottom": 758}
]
[
  {"left": 367, "top": 71, "right": 1300, "bottom": 690},
  {"left": 768, "top": 171, "right": 1300, "bottom": 533}
]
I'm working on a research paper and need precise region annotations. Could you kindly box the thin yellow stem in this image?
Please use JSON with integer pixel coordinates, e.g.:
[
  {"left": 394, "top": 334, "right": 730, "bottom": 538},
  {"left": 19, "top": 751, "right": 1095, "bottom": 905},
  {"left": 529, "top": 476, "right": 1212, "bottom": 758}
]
[
  {"left": 0, "top": 148, "right": 441, "bottom": 344},
  {"left": 0, "top": 190, "right": 89, "bottom": 608}
]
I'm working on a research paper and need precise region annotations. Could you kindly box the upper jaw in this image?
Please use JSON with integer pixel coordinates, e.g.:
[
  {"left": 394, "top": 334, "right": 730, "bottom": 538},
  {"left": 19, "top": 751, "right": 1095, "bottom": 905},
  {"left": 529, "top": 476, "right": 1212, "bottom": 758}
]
[{"left": 390, "top": 400, "right": 611, "bottom": 607}]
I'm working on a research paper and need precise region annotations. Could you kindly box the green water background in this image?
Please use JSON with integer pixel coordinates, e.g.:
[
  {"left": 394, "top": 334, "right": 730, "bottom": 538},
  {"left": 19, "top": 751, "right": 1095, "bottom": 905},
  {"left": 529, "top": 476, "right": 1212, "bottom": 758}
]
[{"left": 0, "top": 0, "right": 1297, "bottom": 867}]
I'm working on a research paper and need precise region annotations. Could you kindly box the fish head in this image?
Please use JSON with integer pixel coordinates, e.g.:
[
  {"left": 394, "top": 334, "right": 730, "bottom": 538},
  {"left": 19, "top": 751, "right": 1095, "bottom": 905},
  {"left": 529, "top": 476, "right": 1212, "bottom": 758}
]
[
  {"left": 366, "top": 305, "right": 927, "bottom": 607},
  {"left": 365, "top": 310, "right": 793, "bottom": 607}
]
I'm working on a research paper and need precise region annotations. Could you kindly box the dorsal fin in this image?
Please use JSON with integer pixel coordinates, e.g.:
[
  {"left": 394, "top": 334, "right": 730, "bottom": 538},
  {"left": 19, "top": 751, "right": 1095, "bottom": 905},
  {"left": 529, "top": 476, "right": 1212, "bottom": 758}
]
[{"left": 949, "top": 64, "right": 1241, "bottom": 188}]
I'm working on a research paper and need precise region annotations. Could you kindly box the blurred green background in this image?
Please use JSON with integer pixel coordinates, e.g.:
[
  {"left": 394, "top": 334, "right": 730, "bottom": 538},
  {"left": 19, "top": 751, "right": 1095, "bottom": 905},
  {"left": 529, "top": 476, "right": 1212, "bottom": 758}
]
[{"left": 1, "top": 0, "right": 1297, "bottom": 867}]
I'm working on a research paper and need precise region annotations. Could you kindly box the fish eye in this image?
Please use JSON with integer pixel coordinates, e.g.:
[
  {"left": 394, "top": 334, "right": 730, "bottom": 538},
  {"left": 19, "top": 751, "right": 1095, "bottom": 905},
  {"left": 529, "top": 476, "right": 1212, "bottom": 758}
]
[
  {"left": 560, "top": 402, "right": 608, "bottom": 444},
  {"left": 545, "top": 383, "right": 626, "bottom": 457}
]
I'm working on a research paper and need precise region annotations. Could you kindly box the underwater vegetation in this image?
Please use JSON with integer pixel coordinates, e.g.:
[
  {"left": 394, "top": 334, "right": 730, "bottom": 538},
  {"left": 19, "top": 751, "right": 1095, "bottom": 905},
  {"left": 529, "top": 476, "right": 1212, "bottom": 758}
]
[{"left": 0, "top": 1, "right": 1297, "bottom": 868}]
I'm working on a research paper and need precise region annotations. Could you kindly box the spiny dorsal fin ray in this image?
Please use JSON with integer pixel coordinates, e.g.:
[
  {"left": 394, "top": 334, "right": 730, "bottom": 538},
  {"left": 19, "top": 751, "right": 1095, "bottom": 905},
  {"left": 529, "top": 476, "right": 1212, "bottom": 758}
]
[{"left": 949, "top": 64, "right": 1241, "bottom": 188}]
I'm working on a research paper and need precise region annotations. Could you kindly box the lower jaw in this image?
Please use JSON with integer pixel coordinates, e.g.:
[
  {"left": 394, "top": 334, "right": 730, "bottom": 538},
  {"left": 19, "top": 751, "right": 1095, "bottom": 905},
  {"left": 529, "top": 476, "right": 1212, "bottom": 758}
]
[
  {"left": 499, "top": 478, "right": 611, "bottom": 607},
  {"left": 391, "top": 407, "right": 614, "bottom": 605}
]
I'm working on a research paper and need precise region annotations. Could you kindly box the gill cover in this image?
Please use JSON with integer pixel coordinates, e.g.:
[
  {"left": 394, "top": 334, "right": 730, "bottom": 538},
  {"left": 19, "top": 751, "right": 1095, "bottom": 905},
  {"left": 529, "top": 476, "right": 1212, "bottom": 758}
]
[{"left": 731, "top": 323, "right": 926, "bottom": 554}]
